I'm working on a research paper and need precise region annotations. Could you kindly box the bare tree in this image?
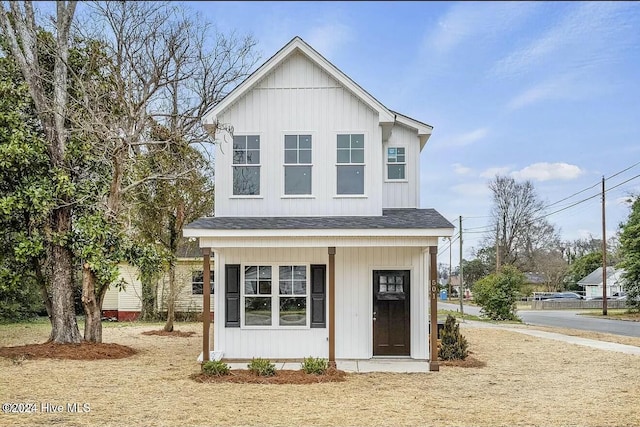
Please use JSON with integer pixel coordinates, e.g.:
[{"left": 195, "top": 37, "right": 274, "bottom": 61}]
[
  {"left": 0, "top": 1, "right": 82, "bottom": 343},
  {"left": 533, "top": 250, "right": 569, "bottom": 292},
  {"left": 70, "top": 1, "right": 257, "bottom": 340},
  {"left": 489, "top": 175, "right": 559, "bottom": 271}
]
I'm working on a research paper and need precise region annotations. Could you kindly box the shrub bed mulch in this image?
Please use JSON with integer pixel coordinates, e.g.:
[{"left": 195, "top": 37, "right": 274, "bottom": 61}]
[
  {"left": 0, "top": 341, "right": 137, "bottom": 361},
  {"left": 141, "top": 330, "right": 196, "bottom": 338},
  {"left": 191, "top": 367, "right": 347, "bottom": 384},
  {"left": 439, "top": 353, "right": 486, "bottom": 368}
]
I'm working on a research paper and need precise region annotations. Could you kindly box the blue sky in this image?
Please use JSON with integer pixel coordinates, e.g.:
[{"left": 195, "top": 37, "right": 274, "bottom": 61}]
[{"left": 185, "top": 1, "right": 640, "bottom": 266}]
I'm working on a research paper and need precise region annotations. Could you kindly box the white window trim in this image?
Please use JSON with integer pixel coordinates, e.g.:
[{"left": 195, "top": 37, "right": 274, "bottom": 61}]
[
  {"left": 232, "top": 133, "right": 262, "bottom": 197},
  {"left": 335, "top": 132, "right": 367, "bottom": 197},
  {"left": 240, "top": 263, "right": 311, "bottom": 330},
  {"left": 281, "top": 132, "right": 315, "bottom": 198},
  {"left": 385, "top": 145, "right": 408, "bottom": 183}
]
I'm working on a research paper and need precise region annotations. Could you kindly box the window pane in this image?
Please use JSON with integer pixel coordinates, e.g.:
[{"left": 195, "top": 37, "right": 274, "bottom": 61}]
[
  {"left": 337, "top": 134, "right": 350, "bottom": 149},
  {"left": 337, "top": 165, "right": 364, "bottom": 194},
  {"left": 351, "top": 134, "right": 364, "bottom": 148},
  {"left": 285, "top": 166, "right": 312, "bottom": 195},
  {"left": 293, "top": 280, "right": 306, "bottom": 295},
  {"left": 279, "top": 281, "right": 293, "bottom": 295},
  {"left": 192, "top": 283, "right": 203, "bottom": 295},
  {"left": 279, "top": 297, "right": 306, "bottom": 326},
  {"left": 245, "top": 280, "right": 257, "bottom": 294},
  {"left": 245, "top": 298, "right": 271, "bottom": 326},
  {"left": 284, "top": 135, "right": 297, "bottom": 149},
  {"left": 245, "top": 266, "right": 257, "bottom": 280},
  {"left": 284, "top": 149, "right": 298, "bottom": 164},
  {"left": 293, "top": 266, "right": 306, "bottom": 280},
  {"left": 246, "top": 149, "right": 260, "bottom": 164},
  {"left": 233, "top": 150, "right": 246, "bottom": 165},
  {"left": 337, "top": 149, "right": 350, "bottom": 163},
  {"left": 388, "top": 147, "right": 396, "bottom": 157},
  {"left": 259, "top": 266, "right": 271, "bottom": 279},
  {"left": 279, "top": 266, "right": 292, "bottom": 280},
  {"left": 298, "top": 149, "right": 312, "bottom": 164},
  {"left": 397, "top": 153, "right": 405, "bottom": 162},
  {"left": 247, "top": 135, "right": 260, "bottom": 149},
  {"left": 351, "top": 148, "right": 364, "bottom": 164},
  {"left": 259, "top": 281, "right": 271, "bottom": 294},
  {"left": 233, "top": 166, "right": 260, "bottom": 195},
  {"left": 233, "top": 136, "right": 246, "bottom": 150},
  {"left": 299, "top": 135, "right": 312, "bottom": 149},
  {"left": 388, "top": 164, "right": 405, "bottom": 180}
]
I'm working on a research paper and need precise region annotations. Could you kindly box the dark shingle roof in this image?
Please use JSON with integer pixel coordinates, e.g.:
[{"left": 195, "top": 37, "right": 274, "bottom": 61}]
[{"left": 186, "top": 208, "right": 454, "bottom": 230}]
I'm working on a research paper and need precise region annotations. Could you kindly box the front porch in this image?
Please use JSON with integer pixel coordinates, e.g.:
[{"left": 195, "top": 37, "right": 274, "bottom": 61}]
[{"left": 224, "top": 358, "right": 431, "bottom": 373}]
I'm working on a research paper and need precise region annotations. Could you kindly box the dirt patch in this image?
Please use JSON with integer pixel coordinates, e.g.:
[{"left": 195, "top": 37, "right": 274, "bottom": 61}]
[
  {"left": 141, "top": 330, "right": 196, "bottom": 338},
  {"left": 0, "top": 341, "right": 136, "bottom": 361},
  {"left": 191, "top": 367, "right": 346, "bottom": 384},
  {"left": 439, "top": 354, "right": 486, "bottom": 368}
]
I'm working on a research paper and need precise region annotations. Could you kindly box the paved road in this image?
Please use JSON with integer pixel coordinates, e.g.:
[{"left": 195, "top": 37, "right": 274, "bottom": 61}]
[{"left": 439, "top": 301, "right": 640, "bottom": 338}]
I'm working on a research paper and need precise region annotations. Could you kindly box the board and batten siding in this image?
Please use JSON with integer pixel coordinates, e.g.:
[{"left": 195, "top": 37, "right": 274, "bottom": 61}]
[
  {"left": 215, "top": 51, "right": 384, "bottom": 217},
  {"left": 214, "top": 246, "right": 430, "bottom": 360},
  {"left": 382, "top": 123, "right": 421, "bottom": 208}
]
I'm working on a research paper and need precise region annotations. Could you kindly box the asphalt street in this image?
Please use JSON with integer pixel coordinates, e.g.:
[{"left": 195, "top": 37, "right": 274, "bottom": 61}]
[{"left": 439, "top": 301, "right": 640, "bottom": 338}]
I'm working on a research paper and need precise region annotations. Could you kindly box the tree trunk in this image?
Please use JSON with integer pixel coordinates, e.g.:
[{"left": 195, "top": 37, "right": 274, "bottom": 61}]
[
  {"left": 48, "top": 208, "right": 82, "bottom": 343},
  {"left": 34, "top": 258, "right": 53, "bottom": 323},
  {"left": 81, "top": 263, "right": 104, "bottom": 342},
  {"left": 163, "top": 262, "right": 176, "bottom": 332},
  {"left": 140, "top": 273, "right": 159, "bottom": 321}
]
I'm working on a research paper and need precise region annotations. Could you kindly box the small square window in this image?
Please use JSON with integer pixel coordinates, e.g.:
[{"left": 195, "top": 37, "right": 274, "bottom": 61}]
[{"left": 386, "top": 146, "right": 406, "bottom": 181}]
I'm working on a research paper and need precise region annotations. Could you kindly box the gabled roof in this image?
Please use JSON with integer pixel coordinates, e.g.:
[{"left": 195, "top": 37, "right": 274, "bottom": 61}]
[
  {"left": 204, "top": 36, "right": 432, "bottom": 147},
  {"left": 577, "top": 267, "right": 625, "bottom": 286}
]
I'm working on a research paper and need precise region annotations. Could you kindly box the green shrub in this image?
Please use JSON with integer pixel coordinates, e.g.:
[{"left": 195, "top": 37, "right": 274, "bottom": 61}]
[
  {"left": 202, "top": 360, "right": 230, "bottom": 376},
  {"left": 438, "top": 314, "right": 468, "bottom": 360},
  {"left": 301, "top": 356, "right": 329, "bottom": 374},
  {"left": 248, "top": 358, "right": 276, "bottom": 376},
  {"left": 473, "top": 265, "right": 523, "bottom": 320}
]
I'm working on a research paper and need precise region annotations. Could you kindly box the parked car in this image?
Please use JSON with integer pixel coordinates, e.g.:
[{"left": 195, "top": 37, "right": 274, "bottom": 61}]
[{"left": 547, "top": 292, "right": 583, "bottom": 301}]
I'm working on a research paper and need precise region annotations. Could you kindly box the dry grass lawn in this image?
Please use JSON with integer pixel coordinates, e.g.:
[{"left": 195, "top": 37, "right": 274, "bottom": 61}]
[{"left": 1, "top": 321, "right": 639, "bottom": 427}]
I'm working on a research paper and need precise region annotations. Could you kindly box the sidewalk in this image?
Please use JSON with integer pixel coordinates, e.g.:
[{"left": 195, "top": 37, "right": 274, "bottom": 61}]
[{"left": 461, "top": 319, "right": 640, "bottom": 355}]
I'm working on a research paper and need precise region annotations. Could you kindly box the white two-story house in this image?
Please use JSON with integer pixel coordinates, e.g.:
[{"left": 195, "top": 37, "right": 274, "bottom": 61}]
[{"left": 184, "top": 37, "right": 454, "bottom": 370}]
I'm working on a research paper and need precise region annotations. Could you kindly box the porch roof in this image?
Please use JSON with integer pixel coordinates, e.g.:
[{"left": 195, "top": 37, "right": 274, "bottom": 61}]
[{"left": 185, "top": 208, "right": 454, "bottom": 231}]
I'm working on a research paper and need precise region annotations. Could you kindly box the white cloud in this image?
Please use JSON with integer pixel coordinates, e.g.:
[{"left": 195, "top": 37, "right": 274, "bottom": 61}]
[
  {"left": 451, "top": 182, "right": 491, "bottom": 197},
  {"left": 426, "top": 2, "right": 538, "bottom": 54},
  {"left": 441, "top": 127, "right": 489, "bottom": 147},
  {"left": 511, "top": 162, "right": 584, "bottom": 182},
  {"left": 305, "top": 22, "right": 353, "bottom": 59},
  {"left": 492, "top": 2, "right": 636, "bottom": 79},
  {"left": 506, "top": 77, "right": 569, "bottom": 110},
  {"left": 452, "top": 163, "right": 473, "bottom": 175},
  {"left": 480, "top": 166, "right": 512, "bottom": 179}
]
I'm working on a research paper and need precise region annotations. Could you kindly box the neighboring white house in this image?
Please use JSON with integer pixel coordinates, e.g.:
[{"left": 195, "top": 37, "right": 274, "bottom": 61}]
[
  {"left": 183, "top": 37, "right": 454, "bottom": 369},
  {"left": 102, "top": 244, "right": 215, "bottom": 321},
  {"left": 577, "top": 267, "right": 626, "bottom": 299}
]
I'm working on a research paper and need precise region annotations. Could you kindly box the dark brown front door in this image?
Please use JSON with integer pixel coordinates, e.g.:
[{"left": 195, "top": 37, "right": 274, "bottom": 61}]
[{"left": 373, "top": 270, "right": 410, "bottom": 356}]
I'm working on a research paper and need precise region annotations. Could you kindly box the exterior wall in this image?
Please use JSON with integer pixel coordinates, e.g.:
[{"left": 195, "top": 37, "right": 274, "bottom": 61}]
[
  {"left": 215, "top": 246, "right": 429, "bottom": 360},
  {"left": 382, "top": 123, "right": 420, "bottom": 208},
  {"left": 103, "top": 261, "right": 215, "bottom": 318},
  {"left": 215, "top": 50, "right": 384, "bottom": 217}
]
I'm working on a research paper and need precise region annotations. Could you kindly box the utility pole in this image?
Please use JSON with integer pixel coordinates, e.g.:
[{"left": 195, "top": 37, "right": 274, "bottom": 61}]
[
  {"left": 602, "top": 176, "right": 607, "bottom": 316},
  {"left": 459, "top": 216, "right": 464, "bottom": 319}
]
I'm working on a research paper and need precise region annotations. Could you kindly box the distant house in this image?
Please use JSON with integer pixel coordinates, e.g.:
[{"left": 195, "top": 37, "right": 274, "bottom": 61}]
[
  {"left": 577, "top": 267, "right": 626, "bottom": 299},
  {"left": 102, "top": 242, "right": 215, "bottom": 321},
  {"left": 183, "top": 36, "right": 454, "bottom": 370}
]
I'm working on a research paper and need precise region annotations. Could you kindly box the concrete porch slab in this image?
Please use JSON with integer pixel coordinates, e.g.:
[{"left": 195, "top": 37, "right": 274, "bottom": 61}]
[{"left": 223, "top": 359, "right": 432, "bottom": 373}]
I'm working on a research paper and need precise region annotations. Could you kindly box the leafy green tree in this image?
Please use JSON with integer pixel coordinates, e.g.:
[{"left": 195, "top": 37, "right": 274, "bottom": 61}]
[
  {"left": 567, "top": 252, "right": 603, "bottom": 290},
  {"left": 473, "top": 265, "right": 524, "bottom": 320},
  {"left": 462, "top": 258, "right": 491, "bottom": 290},
  {"left": 0, "top": 66, "right": 50, "bottom": 320},
  {"left": 618, "top": 196, "right": 640, "bottom": 311}
]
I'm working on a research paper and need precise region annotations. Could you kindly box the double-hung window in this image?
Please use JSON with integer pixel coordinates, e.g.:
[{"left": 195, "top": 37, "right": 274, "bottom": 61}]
[
  {"left": 336, "top": 134, "right": 364, "bottom": 195},
  {"left": 191, "top": 270, "right": 214, "bottom": 295},
  {"left": 386, "top": 147, "right": 406, "bottom": 180},
  {"left": 284, "top": 135, "right": 312, "bottom": 195},
  {"left": 233, "top": 135, "right": 260, "bottom": 195},
  {"left": 242, "top": 264, "right": 308, "bottom": 327}
]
